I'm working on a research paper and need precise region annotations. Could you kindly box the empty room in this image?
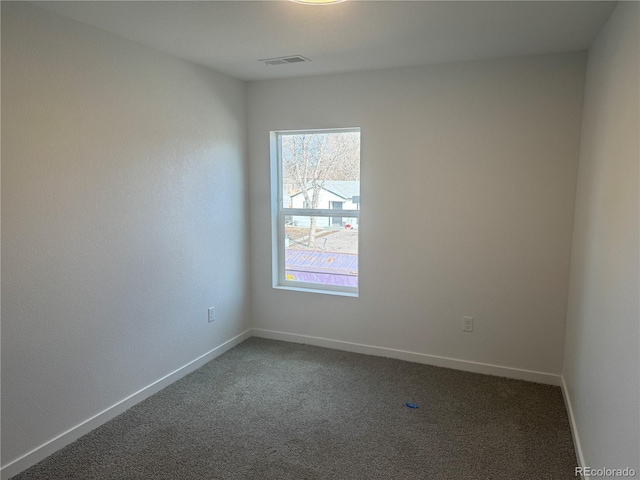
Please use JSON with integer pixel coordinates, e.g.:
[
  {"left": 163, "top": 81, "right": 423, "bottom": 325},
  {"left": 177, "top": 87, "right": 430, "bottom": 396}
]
[{"left": 1, "top": 1, "right": 638, "bottom": 479}]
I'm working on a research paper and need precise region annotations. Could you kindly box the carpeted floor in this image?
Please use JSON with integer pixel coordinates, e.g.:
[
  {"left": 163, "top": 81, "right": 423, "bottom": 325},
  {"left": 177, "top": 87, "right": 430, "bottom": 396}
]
[{"left": 13, "top": 338, "right": 577, "bottom": 479}]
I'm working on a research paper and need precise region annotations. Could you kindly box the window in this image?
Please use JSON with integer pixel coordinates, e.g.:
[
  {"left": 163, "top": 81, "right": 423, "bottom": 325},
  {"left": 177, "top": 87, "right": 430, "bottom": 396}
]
[
  {"left": 271, "top": 128, "right": 360, "bottom": 296},
  {"left": 330, "top": 201, "right": 344, "bottom": 226}
]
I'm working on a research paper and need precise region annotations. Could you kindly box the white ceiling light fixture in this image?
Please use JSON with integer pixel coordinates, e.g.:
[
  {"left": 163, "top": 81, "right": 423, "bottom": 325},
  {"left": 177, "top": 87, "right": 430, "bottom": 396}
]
[{"left": 290, "top": 0, "right": 347, "bottom": 5}]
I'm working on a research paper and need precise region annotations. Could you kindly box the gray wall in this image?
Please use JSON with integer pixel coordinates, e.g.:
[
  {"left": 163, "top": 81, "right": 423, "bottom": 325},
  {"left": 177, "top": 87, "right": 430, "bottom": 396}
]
[
  {"left": 1, "top": 2, "right": 250, "bottom": 467},
  {"left": 563, "top": 2, "right": 640, "bottom": 472},
  {"left": 5, "top": 1, "right": 637, "bottom": 475},
  {"left": 248, "top": 53, "right": 585, "bottom": 375}
]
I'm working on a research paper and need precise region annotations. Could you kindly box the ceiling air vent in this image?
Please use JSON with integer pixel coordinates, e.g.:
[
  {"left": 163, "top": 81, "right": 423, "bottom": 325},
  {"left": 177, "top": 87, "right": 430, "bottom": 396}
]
[{"left": 259, "top": 55, "right": 311, "bottom": 66}]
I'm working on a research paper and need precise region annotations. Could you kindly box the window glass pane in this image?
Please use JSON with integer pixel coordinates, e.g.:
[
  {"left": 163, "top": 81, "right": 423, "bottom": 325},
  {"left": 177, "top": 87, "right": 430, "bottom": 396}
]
[
  {"left": 285, "top": 216, "right": 358, "bottom": 288},
  {"left": 280, "top": 131, "right": 360, "bottom": 210},
  {"left": 275, "top": 128, "right": 360, "bottom": 294}
]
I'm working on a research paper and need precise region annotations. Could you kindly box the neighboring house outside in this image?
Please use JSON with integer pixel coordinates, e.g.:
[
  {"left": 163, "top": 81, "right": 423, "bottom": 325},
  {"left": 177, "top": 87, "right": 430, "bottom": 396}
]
[{"left": 288, "top": 181, "right": 360, "bottom": 228}]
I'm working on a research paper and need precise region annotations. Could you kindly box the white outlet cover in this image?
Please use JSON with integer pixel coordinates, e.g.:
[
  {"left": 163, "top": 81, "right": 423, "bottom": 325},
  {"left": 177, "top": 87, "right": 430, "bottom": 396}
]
[
  {"left": 208, "top": 307, "right": 215, "bottom": 323},
  {"left": 463, "top": 316, "right": 473, "bottom": 332}
]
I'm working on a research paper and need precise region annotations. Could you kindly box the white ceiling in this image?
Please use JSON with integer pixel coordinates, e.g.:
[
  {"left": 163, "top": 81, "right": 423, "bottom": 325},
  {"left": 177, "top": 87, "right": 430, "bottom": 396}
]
[{"left": 36, "top": 1, "right": 616, "bottom": 81}]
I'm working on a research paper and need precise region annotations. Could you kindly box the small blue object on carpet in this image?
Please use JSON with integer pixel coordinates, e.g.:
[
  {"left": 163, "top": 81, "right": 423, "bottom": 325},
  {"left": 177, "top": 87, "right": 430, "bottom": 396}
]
[{"left": 405, "top": 402, "right": 419, "bottom": 409}]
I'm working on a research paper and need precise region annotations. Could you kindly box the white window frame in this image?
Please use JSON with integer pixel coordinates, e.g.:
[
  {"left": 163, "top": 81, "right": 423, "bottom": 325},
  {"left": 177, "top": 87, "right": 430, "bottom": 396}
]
[{"left": 270, "top": 127, "right": 360, "bottom": 297}]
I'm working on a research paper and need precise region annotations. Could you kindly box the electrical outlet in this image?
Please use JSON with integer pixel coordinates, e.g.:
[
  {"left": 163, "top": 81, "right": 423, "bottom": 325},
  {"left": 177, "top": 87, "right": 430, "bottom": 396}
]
[
  {"left": 208, "top": 307, "right": 215, "bottom": 323},
  {"left": 463, "top": 316, "right": 473, "bottom": 332}
]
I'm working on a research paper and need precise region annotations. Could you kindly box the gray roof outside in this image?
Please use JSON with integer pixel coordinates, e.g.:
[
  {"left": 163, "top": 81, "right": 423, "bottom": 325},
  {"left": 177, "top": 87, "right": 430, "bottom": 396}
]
[{"left": 290, "top": 181, "right": 360, "bottom": 200}]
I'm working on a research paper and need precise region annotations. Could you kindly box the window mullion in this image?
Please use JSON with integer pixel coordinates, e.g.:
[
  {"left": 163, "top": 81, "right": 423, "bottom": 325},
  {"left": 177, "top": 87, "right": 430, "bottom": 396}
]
[{"left": 282, "top": 208, "right": 359, "bottom": 218}]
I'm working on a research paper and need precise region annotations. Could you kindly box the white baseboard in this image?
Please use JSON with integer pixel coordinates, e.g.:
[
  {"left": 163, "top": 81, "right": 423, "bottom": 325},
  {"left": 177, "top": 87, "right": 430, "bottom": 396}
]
[
  {"left": 561, "top": 375, "right": 586, "bottom": 478},
  {"left": 251, "top": 328, "right": 562, "bottom": 386},
  {"left": 2, "top": 327, "right": 564, "bottom": 479},
  {"left": 0, "top": 329, "right": 252, "bottom": 480}
]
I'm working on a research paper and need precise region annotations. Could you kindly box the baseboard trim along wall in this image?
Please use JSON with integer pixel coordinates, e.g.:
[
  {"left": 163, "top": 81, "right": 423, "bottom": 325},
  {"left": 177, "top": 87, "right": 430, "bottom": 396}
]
[
  {"left": 0, "top": 329, "right": 252, "bottom": 480},
  {"left": 3, "top": 328, "right": 571, "bottom": 479},
  {"left": 561, "top": 375, "right": 586, "bottom": 478},
  {"left": 251, "top": 328, "right": 563, "bottom": 386}
]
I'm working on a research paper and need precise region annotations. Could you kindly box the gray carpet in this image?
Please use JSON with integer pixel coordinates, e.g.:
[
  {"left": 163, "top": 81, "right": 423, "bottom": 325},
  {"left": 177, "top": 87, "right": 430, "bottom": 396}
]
[{"left": 13, "top": 338, "right": 577, "bottom": 479}]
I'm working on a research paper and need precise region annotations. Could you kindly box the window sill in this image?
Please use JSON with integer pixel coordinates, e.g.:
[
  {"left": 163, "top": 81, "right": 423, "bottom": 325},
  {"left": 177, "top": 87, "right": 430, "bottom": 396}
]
[{"left": 273, "top": 285, "right": 358, "bottom": 298}]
